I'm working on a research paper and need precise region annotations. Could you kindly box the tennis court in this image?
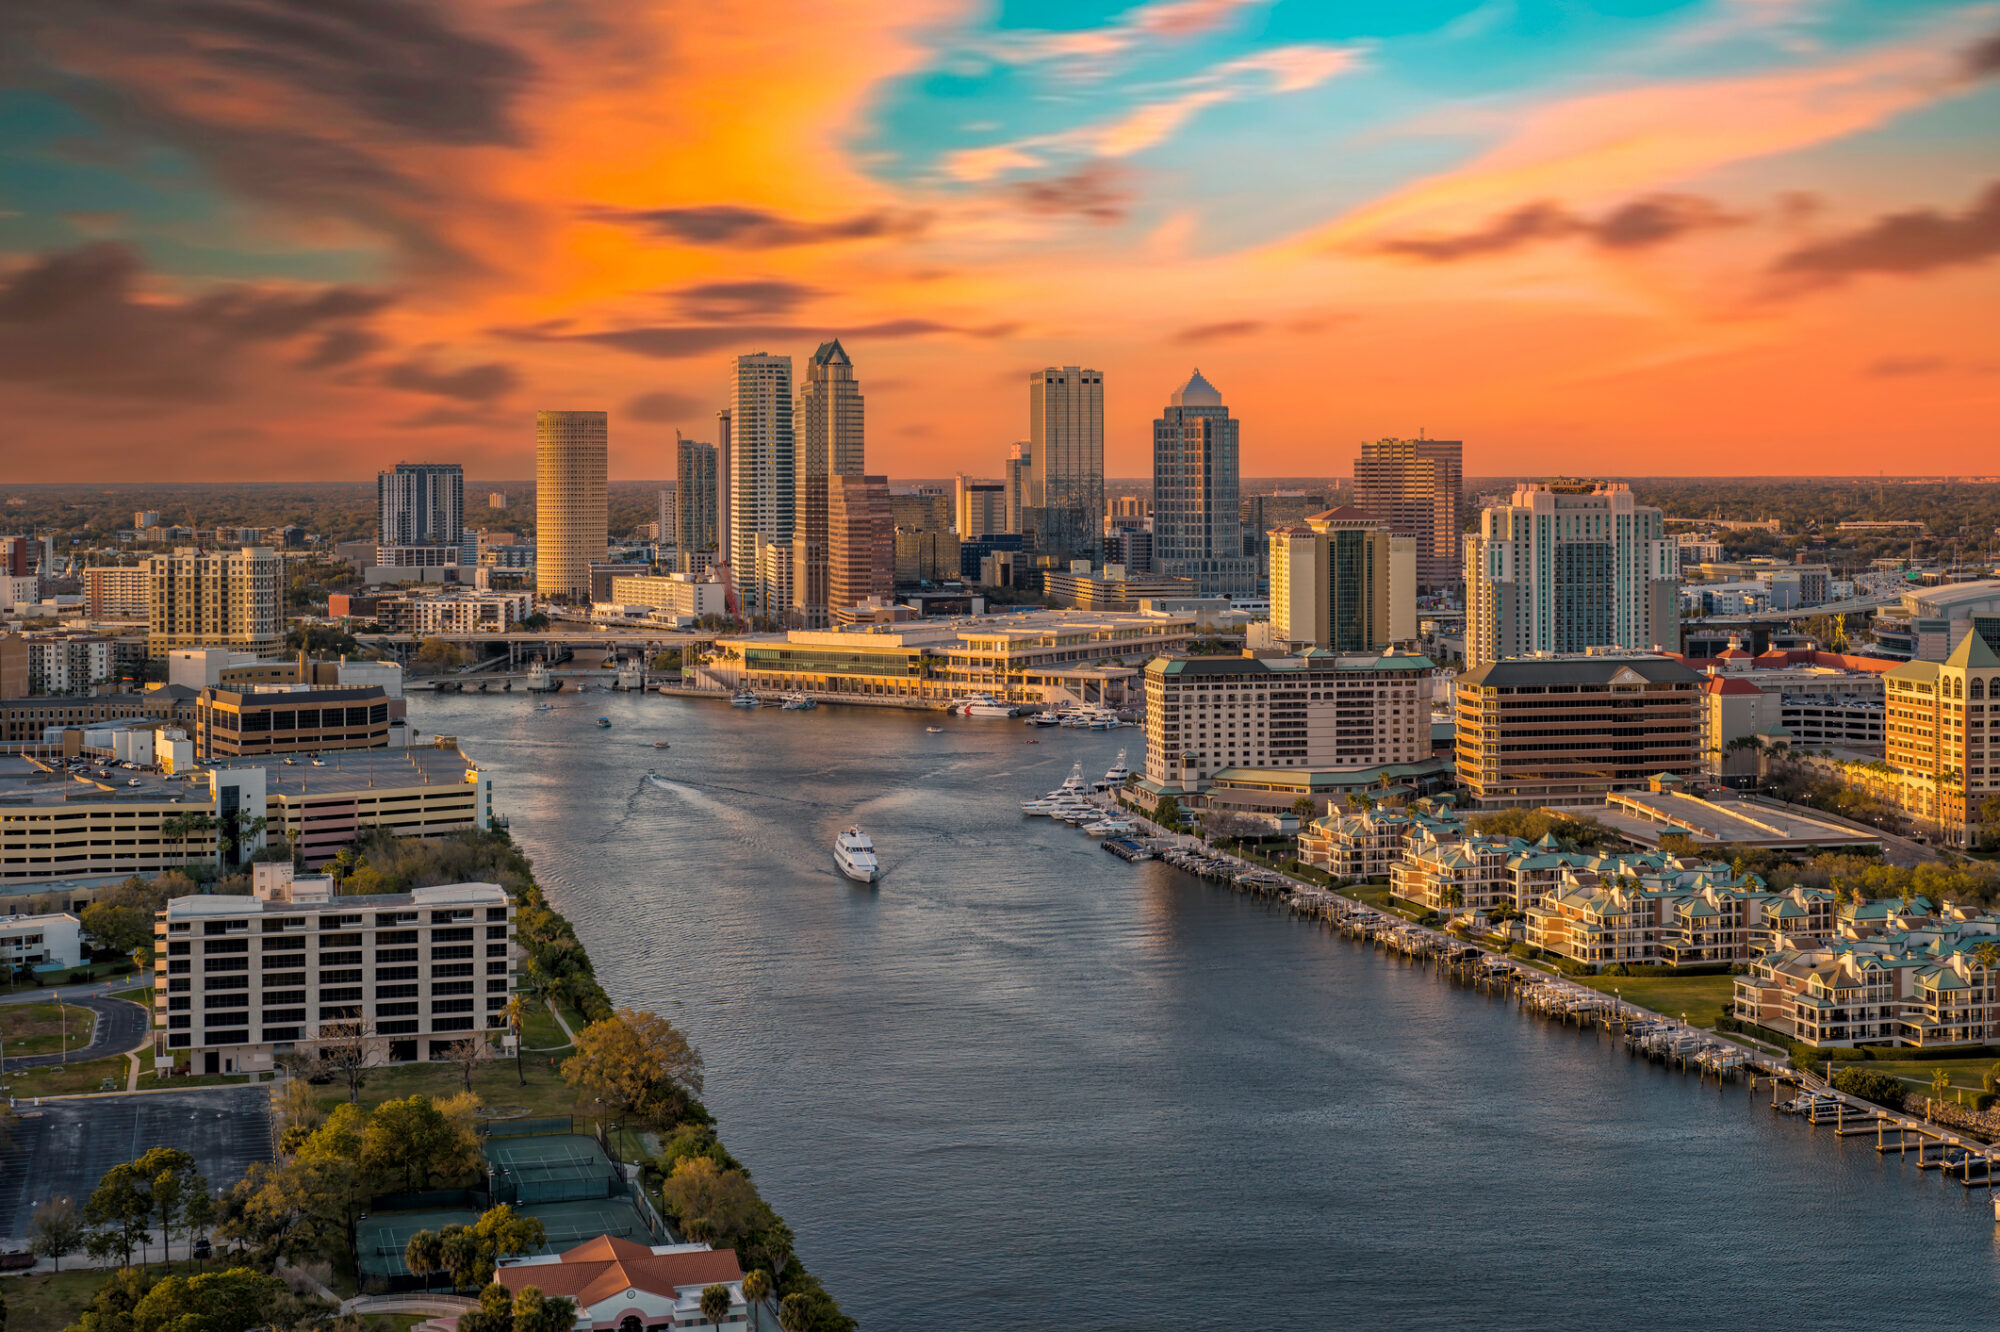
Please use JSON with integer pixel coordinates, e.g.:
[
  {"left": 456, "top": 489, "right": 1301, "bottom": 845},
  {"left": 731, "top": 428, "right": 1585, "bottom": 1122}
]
[
  {"left": 355, "top": 1196, "right": 655, "bottom": 1281},
  {"left": 483, "top": 1133, "right": 621, "bottom": 1205}
]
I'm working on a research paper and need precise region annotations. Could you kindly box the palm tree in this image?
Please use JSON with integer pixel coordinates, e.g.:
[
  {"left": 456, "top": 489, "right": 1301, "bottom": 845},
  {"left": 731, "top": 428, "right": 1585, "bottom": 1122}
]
[
  {"left": 740, "top": 1270, "right": 772, "bottom": 1332},
  {"left": 699, "top": 1284, "right": 732, "bottom": 1330},
  {"left": 777, "top": 1294, "right": 813, "bottom": 1332},
  {"left": 1930, "top": 1067, "right": 1951, "bottom": 1120},
  {"left": 504, "top": 995, "right": 528, "bottom": 1086},
  {"left": 404, "top": 1229, "right": 442, "bottom": 1293}
]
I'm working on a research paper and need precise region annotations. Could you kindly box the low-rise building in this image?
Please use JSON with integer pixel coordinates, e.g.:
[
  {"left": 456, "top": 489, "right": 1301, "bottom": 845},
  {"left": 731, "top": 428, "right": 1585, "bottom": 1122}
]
[
  {"left": 26, "top": 634, "right": 115, "bottom": 695},
  {"left": 608, "top": 573, "right": 728, "bottom": 620},
  {"left": 1454, "top": 654, "right": 1703, "bottom": 808},
  {"left": 0, "top": 911, "right": 83, "bottom": 972},
  {"left": 494, "top": 1236, "right": 745, "bottom": 1330},
  {"left": 153, "top": 862, "right": 515, "bottom": 1075},
  {"left": 1042, "top": 565, "right": 1196, "bottom": 612},
  {"left": 195, "top": 684, "right": 403, "bottom": 758}
]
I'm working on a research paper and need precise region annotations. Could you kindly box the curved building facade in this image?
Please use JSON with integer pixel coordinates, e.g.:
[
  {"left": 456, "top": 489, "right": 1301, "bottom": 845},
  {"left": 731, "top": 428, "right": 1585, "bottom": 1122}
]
[{"left": 535, "top": 410, "right": 608, "bottom": 599}]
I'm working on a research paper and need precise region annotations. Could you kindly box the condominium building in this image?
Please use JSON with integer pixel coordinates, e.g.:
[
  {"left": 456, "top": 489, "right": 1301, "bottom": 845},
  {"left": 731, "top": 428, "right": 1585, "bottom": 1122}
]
[
  {"left": 1453, "top": 654, "right": 1703, "bottom": 807},
  {"left": 674, "top": 435, "right": 719, "bottom": 568},
  {"left": 1866, "top": 630, "right": 2000, "bottom": 843},
  {"left": 535, "top": 411, "right": 608, "bottom": 600},
  {"left": 1267, "top": 507, "right": 1415, "bottom": 653},
  {"left": 1141, "top": 650, "right": 1435, "bottom": 793},
  {"left": 153, "top": 862, "right": 515, "bottom": 1075},
  {"left": 1026, "top": 368, "right": 1103, "bottom": 565},
  {"left": 145, "top": 547, "right": 283, "bottom": 659},
  {"left": 792, "top": 340, "right": 865, "bottom": 629},
  {"left": 1462, "top": 481, "right": 1677, "bottom": 668},
  {"left": 83, "top": 566, "right": 150, "bottom": 620},
  {"left": 714, "top": 408, "right": 732, "bottom": 569},
  {"left": 828, "top": 474, "right": 894, "bottom": 614},
  {"left": 389, "top": 589, "right": 534, "bottom": 635},
  {"left": 956, "top": 476, "right": 1007, "bottom": 540},
  {"left": 1151, "top": 371, "right": 1256, "bottom": 598},
  {"left": 378, "top": 463, "right": 465, "bottom": 548},
  {"left": 1353, "top": 438, "right": 1464, "bottom": 593},
  {"left": 729, "top": 354, "right": 795, "bottom": 618},
  {"left": 27, "top": 634, "right": 115, "bottom": 694}
]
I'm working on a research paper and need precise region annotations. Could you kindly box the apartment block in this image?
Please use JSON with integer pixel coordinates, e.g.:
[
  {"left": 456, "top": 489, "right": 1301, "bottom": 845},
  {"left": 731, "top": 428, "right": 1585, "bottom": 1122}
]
[
  {"left": 1142, "top": 650, "right": 1434, "bottom": 793},
  {"left": 153, "top": 863, "right": 515, "bottom": 1075},
  {"left": 145, "top": 547, "right": 283, "bottom": 659},
  {"left": 1268, "top": 507, "right": 1415, "bottom": 653},
  {"left": 1454, "top": 655, "right": 1702, "bottom": 807},
  {"left": 0, "top": 911, "right": 83, "bottom": 972},
  {"left": 1353, "top": 438, "right": 1463, "bottom": 593},
  {"left": 83, "top": 566, "right": 150, "bottom": 620}
]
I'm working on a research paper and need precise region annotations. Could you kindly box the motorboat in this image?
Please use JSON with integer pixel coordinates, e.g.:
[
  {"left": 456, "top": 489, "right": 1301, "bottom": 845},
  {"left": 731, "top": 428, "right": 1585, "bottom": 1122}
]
[
  {"left": 926, "top": 726, "right": 944, "bottom": 734},
  {"left": 1021, "top": 799, "right": 1060, "bottom": 816},
  {"left": 1025, "top": 713, "right": 1062, "bottom": 728},
  {"left": 834, "top": 827, "right": 881, "bottom": 883},
  {"left": 534, "top": 702, "right": 555, "bottom": 713},
  {"left": 1056, "top": 762, "right": 1088, "bottom": 796},
  {"left": 955, "top": 693, "right": 1020, "bottom": 718},
  {"left": 781, "top": 693, "right": 818, "bottom": 711},
  {"left": 595, "top": 717, "right": 612, "bottom": 728},
  {"left": 731, "top": 691, "right": 760, "bottom": 708},
  {"left": 1058, "top": 805, "right": 1097, "bottom": 825},
  {"left": 1103, "top": 750, "right": 1130, "bottom": 784},
  {"left": 653, "top": 739, "right": 671, "bottom": 749},
  {"left": 1085, "top": 818, "right": 1137, "bottom": 838}
]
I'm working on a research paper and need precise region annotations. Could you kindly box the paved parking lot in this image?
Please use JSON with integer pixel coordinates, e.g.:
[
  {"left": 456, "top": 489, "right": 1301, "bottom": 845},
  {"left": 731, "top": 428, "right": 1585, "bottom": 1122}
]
[{"left": 0, "top": 1086, "right": 273, "bottom": 1240}]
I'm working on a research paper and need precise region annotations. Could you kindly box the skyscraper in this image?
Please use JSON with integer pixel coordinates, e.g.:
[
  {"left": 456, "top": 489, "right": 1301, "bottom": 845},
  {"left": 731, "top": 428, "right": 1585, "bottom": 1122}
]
[
  {"left": 1003, "top": 443, "right": 1032, "bottom": 535},
  {"left": 1026, "top": 368, "right": 1102, "bottom": 565},
  {"left": 715, "top": 408, "right": 732, "bottom": 573},
  {"left": 1151, "top": 370, "right": 1256, "bottom": 598},
  {"left": 828, "top": 474, "right": 894, "bottom": 613},
  {"left": 792, "top": 339, "right": 865, "bottom": 627},
  {"left": 728, "top": 354, "right": 794, "bottom": 618},
  {"left": 1268, "top": 507, "right": 1415, "bottom": 652},
  {"left": 1353, "top": 438, "right": 1465, "bottom": 593},
  {"left": 956, "top": 475, "right": 1006, "bottom": 539},
  {"left": 535, "top": 411, "right": 608, "bottom": 600},
  {"left": 1462, "top": 480, "right": 1678, "bottom": 668},
  {"left": 376, "top": 463, "right": 464, "bottom": 548},
  {"left": 674, "top": 434, "right": 719, "bottom": 568}
]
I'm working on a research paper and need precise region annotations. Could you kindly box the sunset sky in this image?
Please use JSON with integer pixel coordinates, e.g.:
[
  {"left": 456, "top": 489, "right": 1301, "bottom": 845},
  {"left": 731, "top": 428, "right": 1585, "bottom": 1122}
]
[{"left": 2, "top": 0, "right": 1997, "bottom": 483}]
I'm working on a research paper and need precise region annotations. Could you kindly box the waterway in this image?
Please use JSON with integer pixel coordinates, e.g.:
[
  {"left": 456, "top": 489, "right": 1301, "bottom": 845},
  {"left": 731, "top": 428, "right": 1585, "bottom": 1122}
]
[{"left": 413, "top": 690, "right": 1999, "bottom": 1330}]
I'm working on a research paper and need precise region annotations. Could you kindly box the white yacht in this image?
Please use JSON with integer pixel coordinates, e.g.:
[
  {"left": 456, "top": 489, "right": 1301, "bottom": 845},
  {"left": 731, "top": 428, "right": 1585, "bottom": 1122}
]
[
  {"left": 1021, "top": 798, "right": 1060, "bottom": 816},
  {"left": 1085, "top": 817, "right": 1137, "bottom": 838},
  {"left": 956, "top": 693, "right": 1020, "bottom": 718},
  {"left": 1056, "top": 762, "right": 1088, "bottom": 796},
  {"left": 1103, "top": 750, "right": 1130, "bottom": 784},
  {"left": 834, "top": 827, "right": 880, "bottom": 883},
  {"left": 780, "top": 693, "right": 818, "bottom": 711},
  {"left": 731, "top": 690, "right": 760, "bottom": 708}
]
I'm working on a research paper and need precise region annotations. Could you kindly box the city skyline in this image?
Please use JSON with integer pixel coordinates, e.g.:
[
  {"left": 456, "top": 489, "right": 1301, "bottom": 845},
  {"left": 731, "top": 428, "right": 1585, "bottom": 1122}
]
[{"left": 1, "top": 4, "right": 1994, "bottom": 483}]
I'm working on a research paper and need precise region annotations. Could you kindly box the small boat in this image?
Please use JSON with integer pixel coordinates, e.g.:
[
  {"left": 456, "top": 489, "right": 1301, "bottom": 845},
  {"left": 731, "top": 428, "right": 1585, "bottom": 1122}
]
[
  {"left": 731, "top": 691, "right": 760, "bottom": 708},
  {"left": 834, "top": 827, "right": 880, "bottom": 883},
  {"left": 926, "top": 726, "right": 944, "bottom": 734},
  {"left": 534, "top": 702, "right": 555, "bottom": 713},
  {"left": 1025, "top": 713, "right": 1061, "bottom": 728},
  {"left": 781, "top": 693, "right": 818, "bottom": 711},
  {"left": 595, "top": 717, "right": 612, "bottom": 728},
  {"left": 653, "top": 739, "right": 671, "bottom": 749}
]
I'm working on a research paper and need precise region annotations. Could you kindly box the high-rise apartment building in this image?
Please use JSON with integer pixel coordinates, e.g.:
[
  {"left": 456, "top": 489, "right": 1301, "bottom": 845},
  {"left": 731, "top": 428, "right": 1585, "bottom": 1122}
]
[
  {"left": 792, "top": 340, "right": 865, "bottom": 628},
  {"left": 829, "top": 474, "right": 894, "bottom": 613},
  {"left": 715, "top": 409, "right": 733, "bottom": 573},
  {"left": 83, "top": 565, "right": 150, "bottom": 620},
  {"left": 1268, "top": 507, "right": 1415, "bottom": 653},
  {"left": 674, "top": 435, "right": 718, "bottom": 570},
  {"left": 1873, "top": 631, "right": 2000, "bottom": 843},
  {"left": 1151, "top": 371, "right": 1256, "bottom": 598},
  {"left": 655, "top": 490, "right": 676, "bottom": 547},
  {"left": 956, "top": 476, "right": 1007, "bottom": 539},
  {"left": 145, "top": 547, "right": 283, "bottom": 658},
  {"left": 377, "top": 463, "right": 464, "bottom": 548},
  {"left": 1353, "top": 438, "right": 1465, "bottom": 593},
  {"left": 1003, "top": 443, "right": 1032, "bottom": 535},
  {"left": 535, "top": 411, "right": 608, "bottom": 600},
  {"left": 1026, "top": 368, "right": 1103, "bottom": 565},
  {"left": 1462, "top": 481, "right": 1678, "bottom": 668},
  {"left": 729, "top": 355, "right": 795, "bottom": 618}
]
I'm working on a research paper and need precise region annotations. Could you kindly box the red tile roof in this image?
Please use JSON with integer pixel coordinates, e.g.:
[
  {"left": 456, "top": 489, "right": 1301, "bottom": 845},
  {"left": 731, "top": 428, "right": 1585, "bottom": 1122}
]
[{"left": 494, "top": 1236, "right": 742, "bottom": 1306}]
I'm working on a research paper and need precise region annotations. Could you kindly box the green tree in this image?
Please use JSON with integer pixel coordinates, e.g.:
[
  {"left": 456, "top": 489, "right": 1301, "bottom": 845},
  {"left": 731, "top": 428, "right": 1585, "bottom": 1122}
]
[
  {"left": 1153, "top": 795, "right": 1182, "bottom": 830},
  {"left": 130, "top": 1268, "right": 297, "bottom": 1332},
  {"left": 562, "top": 1007, "right": 705, "bottom": 1125},
  {"left": 440, "top": 1227, "right": 485, "bottom": 1291},
  {"left": 776, "top": 1294, "right": 813, "bottom": 1332},
  {"left": 457, "top": 1283, "right": 514, "bottom": 1332},
  {"left": 1831, "top": 1066, "right": 1906, "bottom": 1112},
  {"left": 700, "top": 1285, "right": 733, "bottom": 1330},
  {"left": 84, "top": 1162, "right": 153, "bottom": 1267},
  {"left": 30, "top": 1199, "right": 84, "bottom": 1271},
  {"left": 504, "top": 994, "right": 528, "bottom": 1086},
  {"left": 134, "top": 1147, "right": 203, "bottom": 1272},
  {"left": 362, "top": 1095, "right": 477, "bottom": 1193},
  {"left": 79, "top": 902, "right": 151, "bottom": 955},
  {"left": 661, "top": 1157, "right": 761, "bottom": 1247},
  {"left": 417, "top": 637, "right": 465, "bottom": 670},
  {"left": 510, "top": 1287, "right": 577, "bottom": 1332},
  {"left": 62, "top": 1267, "right": 154, "bottom": 1332},
  {"left": 436, "top": 1206, "right": 547, "bottom": 1289}
]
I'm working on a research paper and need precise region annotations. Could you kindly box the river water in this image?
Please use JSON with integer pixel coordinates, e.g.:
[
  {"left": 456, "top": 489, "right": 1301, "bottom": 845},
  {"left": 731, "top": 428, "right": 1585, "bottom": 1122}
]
[{"left": 413, "top": 690, "right": 1998, "bottom": 1330}]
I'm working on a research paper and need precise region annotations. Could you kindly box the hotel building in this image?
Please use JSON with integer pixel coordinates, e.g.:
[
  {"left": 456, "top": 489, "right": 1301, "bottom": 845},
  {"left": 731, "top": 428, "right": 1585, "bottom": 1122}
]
[
  {"left": 154, "top": 862, "right": 515, "bottom": 1075},
  {"left": 535, "top": 411, "right": 609, "bottom": 600},
  {"left": 1267, "top": 507, "right": 1415, "bottom": 653},
  {"left": 1140, "top": 650, "right": 1435, "bottom": 794},
  {"left": 1462, "top": 481, "right": 1677, "bottom": 668},
  {"left": 1453, "top": 654, "right": 1703, "bottom": 808},
  {"left": 145, "top": 547, "right": 283, "bottom": 659}
]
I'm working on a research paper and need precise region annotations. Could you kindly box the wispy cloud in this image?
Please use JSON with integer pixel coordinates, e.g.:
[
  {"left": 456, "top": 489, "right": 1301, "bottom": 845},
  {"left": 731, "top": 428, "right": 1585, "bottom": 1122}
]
[
  {"left": 1766, "top": 180, "right": 2000, "bottom": 295},
  {"left": 1377, "top": 193, "right": 1744, "bottom": 262}
]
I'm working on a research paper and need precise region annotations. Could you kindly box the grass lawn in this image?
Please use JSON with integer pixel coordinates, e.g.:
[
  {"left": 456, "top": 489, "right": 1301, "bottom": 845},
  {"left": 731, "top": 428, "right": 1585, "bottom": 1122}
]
[
  {"left": 139, "top": 1071, "right": 259, "bottom": 1089},
  {"left": 319, "top": 1043, "right": 587, "bottom": 1125},
  {"left": 2, "top": 1053, "right": 130, "bottom": 1097},
  {"left": 518, "top": 1001, "right": 571, "bottom": 1052},
  {"left": 1, "top": 1259, "right": 257, "bottom": 1332},
  {"left": 0, "top": 1002, "right": 97, "bottom": 1058},
  {"left": 1575, "top": 972, "right": 1737, "bottom": 1029},
  {"left": 107, "top": 987, "right": 152, "bottom": 1005},
  {"left": 1855, "top": 1053, "right": 1999, "bottom": 1097}
]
